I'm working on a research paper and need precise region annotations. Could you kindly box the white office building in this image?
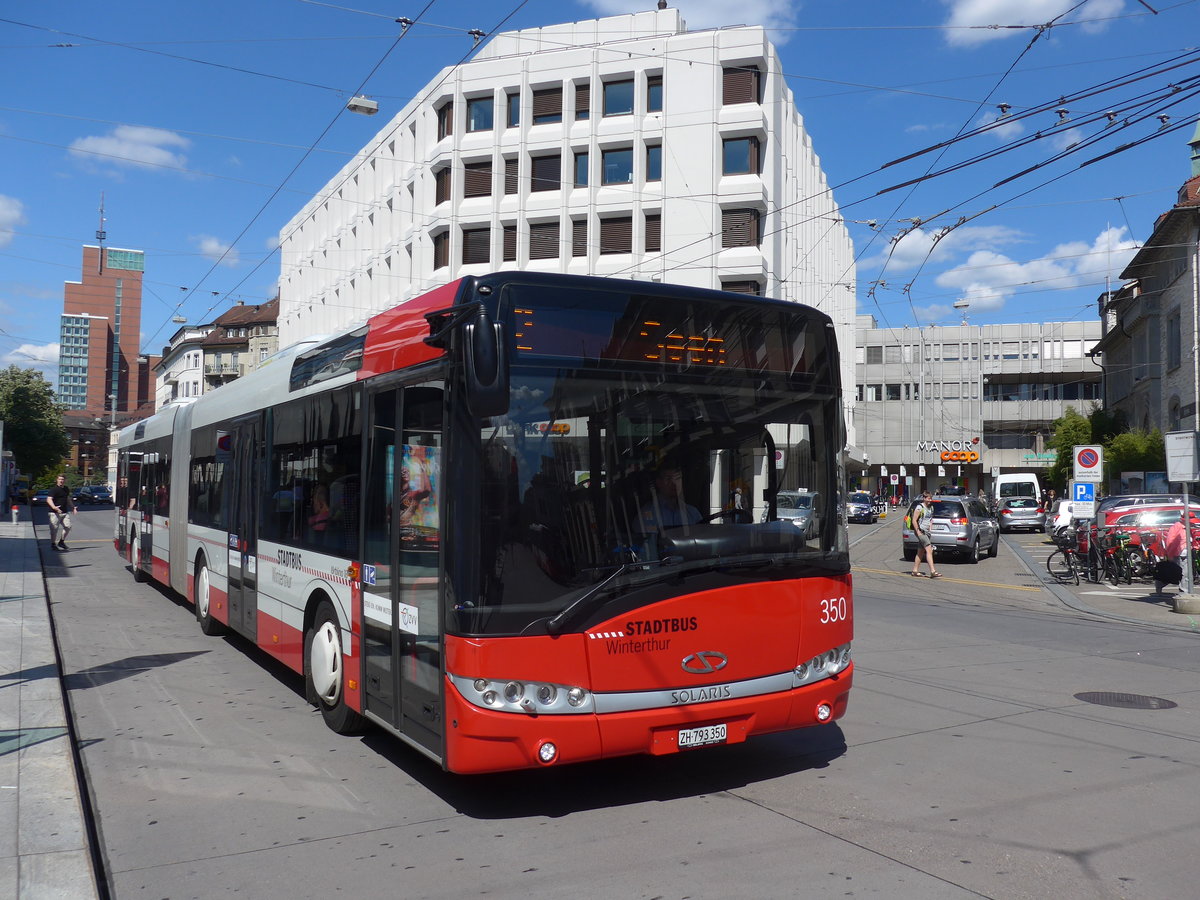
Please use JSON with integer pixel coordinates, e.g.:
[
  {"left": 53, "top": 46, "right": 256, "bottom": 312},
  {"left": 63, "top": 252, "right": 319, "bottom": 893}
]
[
  {"left": 852, "top": 316, "right": 1103, "bottom": 497},
  {"left": 277, "top": 7, "right": 857, "bottom": 439}
]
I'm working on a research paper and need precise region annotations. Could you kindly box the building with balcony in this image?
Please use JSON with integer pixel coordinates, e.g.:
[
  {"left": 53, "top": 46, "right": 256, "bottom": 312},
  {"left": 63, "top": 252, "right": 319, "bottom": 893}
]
[
  {"left": 852, "top": 316, "right": 1102, "bottom": 497},
  {"left": 201, "top": 298, "right": 279, "bottom": 392},
  {"left": 154, "top": 324, "right": 214, "bottom": 409},
  {"left": 277, "top": 7, "right": 857, "bottom": 444}
]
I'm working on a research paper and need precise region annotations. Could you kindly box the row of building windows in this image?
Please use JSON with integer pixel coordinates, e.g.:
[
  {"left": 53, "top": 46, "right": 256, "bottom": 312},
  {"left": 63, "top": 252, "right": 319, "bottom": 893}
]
[
  {"left": 434, "top": 136, "right": 759, "bottom": 204},
  {"left": 860, "top": 338, "right": 1091, "bottom": 365},
  {"left": 857, "top": 381, "right": 1101, "bottom": 401},
  {"left": 431, "top": 208, "right": 761, "bottom": 268},
  {"left": 436, "top": 67, "right": 760, "bottom": 139}
]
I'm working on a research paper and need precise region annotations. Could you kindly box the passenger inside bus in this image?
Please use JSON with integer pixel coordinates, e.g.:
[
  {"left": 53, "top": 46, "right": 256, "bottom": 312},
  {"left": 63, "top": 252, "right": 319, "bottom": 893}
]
[{"left": 307, "top": 483, "right": 331, "bottom": 538}]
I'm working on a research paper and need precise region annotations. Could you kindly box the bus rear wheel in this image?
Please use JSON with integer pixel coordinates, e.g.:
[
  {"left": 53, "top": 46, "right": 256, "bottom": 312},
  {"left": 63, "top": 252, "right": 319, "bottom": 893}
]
[
  {"left": 195, "top": 561, "right": 226, "bottom": 636},
  {"left": 305, "top": 601, "right": 365, "bottom": 735}
]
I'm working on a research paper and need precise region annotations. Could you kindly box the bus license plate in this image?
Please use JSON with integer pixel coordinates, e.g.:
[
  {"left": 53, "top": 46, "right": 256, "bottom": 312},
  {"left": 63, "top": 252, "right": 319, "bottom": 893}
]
[{"left": 678, "top": 723, "right": 727, "bottom": 749}]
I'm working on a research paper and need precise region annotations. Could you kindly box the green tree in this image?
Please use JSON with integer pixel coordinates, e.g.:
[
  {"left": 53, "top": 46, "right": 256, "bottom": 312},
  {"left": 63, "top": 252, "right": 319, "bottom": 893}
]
[
  {"left": 1090, "top": 406, "right": 1127, "bottom": 444},
  {"left": 1046, "top": 406, "right": 1094, "bottom": 492},
  {"left": 0, "top": 366, "right": 71, "bottom": 482},
  {"left": 1106, "top": 428, "right": 1165, "bottom": 483}
]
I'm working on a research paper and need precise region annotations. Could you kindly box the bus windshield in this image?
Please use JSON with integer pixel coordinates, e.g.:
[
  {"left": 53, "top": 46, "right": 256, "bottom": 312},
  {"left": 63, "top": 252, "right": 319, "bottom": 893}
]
[{"left": 456, "top": 283, "right": 847, "bottom": 636}]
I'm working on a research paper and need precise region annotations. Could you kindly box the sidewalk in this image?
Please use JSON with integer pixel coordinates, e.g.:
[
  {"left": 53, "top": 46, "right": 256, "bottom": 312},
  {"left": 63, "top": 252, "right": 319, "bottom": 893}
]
[
  {"left": 1006, "top": 536, "right": 1200, "bottom": 633},
  {"left": 0, "top": 506, "right": 100, "bottom": 899}
]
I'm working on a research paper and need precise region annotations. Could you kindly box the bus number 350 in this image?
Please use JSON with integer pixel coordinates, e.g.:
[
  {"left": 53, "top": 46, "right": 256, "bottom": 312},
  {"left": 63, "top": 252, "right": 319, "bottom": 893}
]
[{"left": 820, "top": 597, "right": 848, "bottom": 624}]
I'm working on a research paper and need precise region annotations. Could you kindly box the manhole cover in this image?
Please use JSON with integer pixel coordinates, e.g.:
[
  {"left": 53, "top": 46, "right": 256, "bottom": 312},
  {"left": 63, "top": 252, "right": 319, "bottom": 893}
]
[{"left": 1074, "top": 691, "right": 1177, "bottom": 710}]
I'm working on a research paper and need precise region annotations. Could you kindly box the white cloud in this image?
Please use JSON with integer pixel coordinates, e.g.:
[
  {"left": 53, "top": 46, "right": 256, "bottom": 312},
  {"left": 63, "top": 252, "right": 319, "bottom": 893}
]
[
  {"left": 264, "top": 235, "right": 280, "bottom": 251},
  {"left": 2, "top": 342, "right": 60, "bottom": 384},
  {"left": 978, "top": 111, "right": 1025, "bottom": 142},
  {"left": 1047, "top": 126, "right": 1084, "bottom": 152},
  {"left": 194, "top": 235, "right": 240, "bottom": 267},
  {"left": 941, "top": 0, "right": 1126, "bottom": 47},
  {"left": 933, "top": 225, "right": 1139, "bottom": 311},
  {"left": 861, "top": 224, "right": 1025, "bottom": 271},
  {"left": 69, "top": 125, "right": 189, "bottom": 172},
  {"left": 0, "top": 195, "right": 26, "bottom": 248},
  {"left": 579, "top": 0, "right": 800, "bottom": 43}
]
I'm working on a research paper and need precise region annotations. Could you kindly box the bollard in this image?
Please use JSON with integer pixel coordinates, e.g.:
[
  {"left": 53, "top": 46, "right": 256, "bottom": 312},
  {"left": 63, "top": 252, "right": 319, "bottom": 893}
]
[{"left": 10, "top": 504, "right": 18, "bottom": 524}]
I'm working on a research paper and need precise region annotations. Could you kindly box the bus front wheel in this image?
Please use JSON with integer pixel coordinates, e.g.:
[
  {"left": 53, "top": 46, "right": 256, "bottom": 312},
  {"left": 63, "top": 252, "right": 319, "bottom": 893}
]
[
  {"left": 195, "top": 560, "right": 226, "bottom": 636},
  {"left": 131, "top": 530, "right": 146, "bottom": 583},
  {"left": 304, "top": 601, "right": 365, "bottom": 735}
]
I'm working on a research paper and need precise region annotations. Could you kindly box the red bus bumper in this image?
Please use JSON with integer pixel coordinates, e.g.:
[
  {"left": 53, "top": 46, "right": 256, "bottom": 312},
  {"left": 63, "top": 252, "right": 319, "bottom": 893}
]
[{"left": 442, "top": 666, "right": 852, "bottom": 774}]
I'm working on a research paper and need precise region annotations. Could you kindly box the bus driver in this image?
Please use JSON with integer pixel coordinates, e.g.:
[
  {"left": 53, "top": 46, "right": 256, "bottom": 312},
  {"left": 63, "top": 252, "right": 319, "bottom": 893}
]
[{"left": 639, "top": 462, "right": 702, "bottom": 532}]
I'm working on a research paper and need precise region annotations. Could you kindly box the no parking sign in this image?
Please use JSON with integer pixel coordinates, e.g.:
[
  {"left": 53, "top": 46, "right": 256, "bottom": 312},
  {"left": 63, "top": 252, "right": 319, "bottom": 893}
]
[{"left": 1073, "top": 445, "right": 1103, "bottom": 483}]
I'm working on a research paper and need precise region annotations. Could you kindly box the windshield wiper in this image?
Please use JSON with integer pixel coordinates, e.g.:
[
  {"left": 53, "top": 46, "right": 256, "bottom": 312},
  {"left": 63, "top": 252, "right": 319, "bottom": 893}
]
[{"left": 545, "top": 557, "right": 681, "bottom": 635}]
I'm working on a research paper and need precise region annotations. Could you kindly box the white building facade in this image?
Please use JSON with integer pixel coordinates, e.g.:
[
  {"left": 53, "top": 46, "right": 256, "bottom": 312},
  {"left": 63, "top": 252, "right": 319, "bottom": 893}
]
[
  {"left": 154, "top": 325, "right": 212, "bottom": 410},
  {"left": 277, "top": 9, "right": 857, "bottom": 440},
  {"left": 852, "top": 316, "right": 1103, "bottom": 497}
]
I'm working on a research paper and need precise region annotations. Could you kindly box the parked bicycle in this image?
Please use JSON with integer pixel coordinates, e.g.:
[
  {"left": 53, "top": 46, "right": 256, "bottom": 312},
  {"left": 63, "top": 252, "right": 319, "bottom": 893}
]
[{"left": 1047, "top": 526, "right": 1085, "bottom": 586}]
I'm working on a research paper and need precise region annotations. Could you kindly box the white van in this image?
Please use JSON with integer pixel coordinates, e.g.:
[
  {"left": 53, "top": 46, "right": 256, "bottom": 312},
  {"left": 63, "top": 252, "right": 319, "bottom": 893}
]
[{"left": 993, "top": 472, "right": 1042, "bottom": 505}]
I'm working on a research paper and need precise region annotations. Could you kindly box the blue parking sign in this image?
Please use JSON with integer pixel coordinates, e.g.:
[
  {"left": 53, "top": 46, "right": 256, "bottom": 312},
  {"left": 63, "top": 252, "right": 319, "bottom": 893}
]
[{"left": 1072, "top": 482, "right": 1095, "bottom": 503}]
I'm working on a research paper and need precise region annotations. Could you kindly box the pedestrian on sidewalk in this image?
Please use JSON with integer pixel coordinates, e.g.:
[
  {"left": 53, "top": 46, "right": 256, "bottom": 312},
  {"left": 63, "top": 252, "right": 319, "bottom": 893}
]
[
  {"left": 47, "top": 474, "right": 76, "bottom": 551},
  {"left": 1154, "top": 510, "right": 1189, "bottom": 593}
]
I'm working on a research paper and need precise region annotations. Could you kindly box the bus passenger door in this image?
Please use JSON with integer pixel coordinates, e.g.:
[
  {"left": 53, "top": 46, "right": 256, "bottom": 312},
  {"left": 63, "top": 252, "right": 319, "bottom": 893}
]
[
  {"left": 226, "top": 414, "right": 262, "bottom": 640},
  {"left": 361, "top": 384, "right": 444, "bottom": 758}
]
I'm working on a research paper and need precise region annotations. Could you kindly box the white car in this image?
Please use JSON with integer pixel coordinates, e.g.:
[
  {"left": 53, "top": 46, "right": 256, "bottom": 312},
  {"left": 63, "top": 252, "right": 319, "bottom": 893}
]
[{"left": 1047, "top": 499, "right": 1074, "bottom": 537}]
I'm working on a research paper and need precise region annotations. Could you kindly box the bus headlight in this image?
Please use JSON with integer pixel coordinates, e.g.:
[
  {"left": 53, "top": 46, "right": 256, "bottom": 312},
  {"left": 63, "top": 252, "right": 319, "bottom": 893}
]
[
  {"left": 793, "top": 643, "right": 852, "bottom": 687},
  {"left": 449, "top": 674, "right": 594, "bottom": 714}
]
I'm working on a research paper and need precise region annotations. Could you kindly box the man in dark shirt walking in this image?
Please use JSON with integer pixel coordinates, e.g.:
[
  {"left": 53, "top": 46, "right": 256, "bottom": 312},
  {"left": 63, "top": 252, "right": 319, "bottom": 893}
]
[{"left": 47, "top": 474, "right": 76, "bottom": 551}]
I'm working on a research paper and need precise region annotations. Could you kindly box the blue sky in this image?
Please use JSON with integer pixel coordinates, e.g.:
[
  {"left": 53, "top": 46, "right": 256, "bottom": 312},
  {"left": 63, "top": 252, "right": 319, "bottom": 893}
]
[{"left": 2, "top": 0, "right": 1198, "bottom": 384}]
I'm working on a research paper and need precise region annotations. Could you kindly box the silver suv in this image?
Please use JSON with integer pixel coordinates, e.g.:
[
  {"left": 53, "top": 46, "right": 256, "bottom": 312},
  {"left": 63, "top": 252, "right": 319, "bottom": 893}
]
[{"left": 902, "top": 495, "right": 1000, "bottom": 564}]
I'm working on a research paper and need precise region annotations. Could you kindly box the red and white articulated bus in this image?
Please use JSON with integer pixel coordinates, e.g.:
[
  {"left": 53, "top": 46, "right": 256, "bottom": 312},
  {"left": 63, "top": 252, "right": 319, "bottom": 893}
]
[{"left": 116, "top": 272, "right": 852, "bottom": 774}]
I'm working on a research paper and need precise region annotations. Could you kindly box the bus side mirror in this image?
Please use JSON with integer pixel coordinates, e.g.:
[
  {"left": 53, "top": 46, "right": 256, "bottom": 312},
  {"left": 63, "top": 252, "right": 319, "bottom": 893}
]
[{"left": 463, "top": 311, "right": 509, "bottom": 419}]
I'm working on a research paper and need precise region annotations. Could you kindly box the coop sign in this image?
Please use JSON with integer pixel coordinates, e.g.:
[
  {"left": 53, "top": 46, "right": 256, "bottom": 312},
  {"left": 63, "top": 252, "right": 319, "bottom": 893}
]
[{"left": 917, "top": 439, "right": 981, "bottom": 463}]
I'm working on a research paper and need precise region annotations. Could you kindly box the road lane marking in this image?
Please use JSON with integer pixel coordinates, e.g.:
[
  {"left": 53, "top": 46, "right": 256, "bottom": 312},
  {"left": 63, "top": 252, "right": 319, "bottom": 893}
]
[{"left": 853, "top": 566, "right": 1043, "bottom": 592}]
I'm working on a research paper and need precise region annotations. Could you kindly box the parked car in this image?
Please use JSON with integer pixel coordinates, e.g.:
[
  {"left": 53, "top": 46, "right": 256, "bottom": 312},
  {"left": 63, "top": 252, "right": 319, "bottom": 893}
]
[
  {"left": 846, "top": 491, "right": 877, "bottom": 524},
  {"left": 998, "top": 497, "right": 1046, "bottom": 533},
  {"left": 30, "top": 489, "right": 52, "bottom": 506},
  {"left": 902, "top": 495, "right": 1000, "bottom": 563},
  {"left": 765, "top": 490, "right": 819, "bottom": 537},
  {"left": 1096, "top": 493, "right": 1200, "bottom": 518},
  {"left": 1100, "top": 497, "right": 1200, "bottom": 528},
  {"left": 73, "top": 484, "right": 113, "bottom": 505},
  {"left": 1046, "top": 499, "right": 1075, "bottom": 537}
]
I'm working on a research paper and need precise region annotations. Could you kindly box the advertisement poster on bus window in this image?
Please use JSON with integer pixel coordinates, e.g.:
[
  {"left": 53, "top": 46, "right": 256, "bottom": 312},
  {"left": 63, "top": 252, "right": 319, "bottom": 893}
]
[{"left": 399, "top": 444, "right": 439, "bottom": 549}]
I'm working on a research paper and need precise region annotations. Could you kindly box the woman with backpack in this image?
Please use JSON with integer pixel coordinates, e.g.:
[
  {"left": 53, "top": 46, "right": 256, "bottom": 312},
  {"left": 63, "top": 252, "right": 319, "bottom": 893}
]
[{"left": 910, "top": 492, "right": 943, "bottom": 578}]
